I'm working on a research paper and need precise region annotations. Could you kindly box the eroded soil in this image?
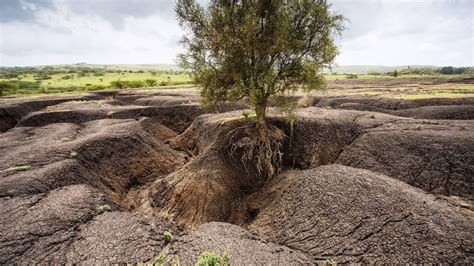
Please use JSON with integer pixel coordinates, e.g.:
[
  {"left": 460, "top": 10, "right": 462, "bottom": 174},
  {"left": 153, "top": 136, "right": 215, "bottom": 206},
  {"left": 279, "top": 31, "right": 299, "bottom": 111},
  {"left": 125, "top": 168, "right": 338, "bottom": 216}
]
[{"left": 1, "top": 78, "right": 473, "bottom": 264}]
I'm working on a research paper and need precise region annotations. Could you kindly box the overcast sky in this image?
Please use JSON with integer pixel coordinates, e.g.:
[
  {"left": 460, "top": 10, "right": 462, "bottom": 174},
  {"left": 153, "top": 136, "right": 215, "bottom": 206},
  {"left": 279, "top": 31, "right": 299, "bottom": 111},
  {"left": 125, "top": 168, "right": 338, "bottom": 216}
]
[{"left": 0, "top": 0, "right": 472, "bottom": 67}]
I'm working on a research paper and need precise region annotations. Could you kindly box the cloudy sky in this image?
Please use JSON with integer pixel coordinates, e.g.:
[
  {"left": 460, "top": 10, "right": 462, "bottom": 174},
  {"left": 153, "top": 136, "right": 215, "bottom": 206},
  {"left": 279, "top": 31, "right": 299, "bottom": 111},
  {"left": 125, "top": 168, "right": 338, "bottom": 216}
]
[{"left": 0, "top": 0, "right": 472, "bottom": 67}]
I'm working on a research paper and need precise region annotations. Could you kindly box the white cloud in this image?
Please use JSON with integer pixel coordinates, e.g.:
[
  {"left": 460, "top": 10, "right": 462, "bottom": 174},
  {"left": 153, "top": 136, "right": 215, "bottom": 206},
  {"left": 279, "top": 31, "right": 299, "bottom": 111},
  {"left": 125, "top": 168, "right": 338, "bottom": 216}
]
[
  {"left": 0, "top": 0, "right": 472, "bottom": 66},
  {"left": 0, "top": 0, "right": 184, "bottom": 66},
  {"left": 333, "top": 0, "right": 473, "bottom": 66}
]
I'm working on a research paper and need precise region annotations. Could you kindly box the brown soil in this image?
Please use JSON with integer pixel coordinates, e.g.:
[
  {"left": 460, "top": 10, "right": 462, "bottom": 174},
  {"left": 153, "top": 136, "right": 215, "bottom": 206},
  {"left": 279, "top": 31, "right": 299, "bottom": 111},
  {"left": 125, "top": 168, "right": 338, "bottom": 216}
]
[
  {"left": 248, "top": 165, "right": 473, "bottom": 263},
  {"left": 0, "top": 87, "right": 473, "bottom": 264}
]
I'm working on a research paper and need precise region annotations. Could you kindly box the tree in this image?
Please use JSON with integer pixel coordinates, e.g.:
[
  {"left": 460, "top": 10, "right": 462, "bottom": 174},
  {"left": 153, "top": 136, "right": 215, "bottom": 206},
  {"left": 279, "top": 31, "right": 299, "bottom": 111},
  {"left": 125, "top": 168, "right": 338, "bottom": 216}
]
[
  {"left": 0, "top": 82, "right": 18, "bottom": 97},
  {"left": 439, "top": 66, "right": 454, "bottom": 75},
  {"left": 110, "top": 80, "right": 126, "bottom": 89},
  {"left": 145, "top": 79, "right": 158, "bottom": 87},
  {"left": 176, "top": 0, "right": 344, "bottom": 124}
]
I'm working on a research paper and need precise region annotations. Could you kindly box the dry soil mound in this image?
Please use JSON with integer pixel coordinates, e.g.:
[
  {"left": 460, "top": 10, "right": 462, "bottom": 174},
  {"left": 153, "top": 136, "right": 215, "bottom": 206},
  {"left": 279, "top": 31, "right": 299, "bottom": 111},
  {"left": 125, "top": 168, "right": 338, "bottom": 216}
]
[
  {"left": 0, "top": 117, "right": 186, "bottom": 264},
  {"left": 393, "top": 104, "right": 474, "bottom": 119},
  {"left": 17, "top": 104, "right": 203, "bottom": 133},
  {"left": 248, "top": 164, "right": 474, "bottom": 264},
  {"left": 314, "top": 95, "right": 474, "bottom": 119},
  {"left": 169, "top": 222, "right": 310, "bottom": 264},
  {"left": 0, "top": 95, "right": 99, "bottom": 132},
  {"left": 336, "top": 119, "right": 474, "bottom": 199},
  {"left": 0, "top": 118, "right": 186, "bottom": 202},
  {"left": 281, "top": 107, "right": 473, "bottom": 199},
  {"left": 1, "top": 91, "right": 473, "bottom": 264},
  {"left": 149, "top": 113, "right": 262, "bottom": 226}
]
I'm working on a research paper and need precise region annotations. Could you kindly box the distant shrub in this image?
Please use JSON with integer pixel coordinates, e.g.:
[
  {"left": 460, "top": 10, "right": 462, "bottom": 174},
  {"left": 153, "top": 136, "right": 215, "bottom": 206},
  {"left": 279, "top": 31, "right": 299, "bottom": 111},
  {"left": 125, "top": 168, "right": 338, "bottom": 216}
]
[
  {"left": 86, "top": 85, "right": 108, "bottom": 91},
  {"left": 439, "top": 66, "right": 454, "bottom": 75},
  {"left": 346, "top": 74, "right": 358, "bottom": 79},
  {"left": 125, "top": 80, "right": 145, "bottom": 88},
  {"left": 0, "top": 81, "right": 18, "bottom": 96},
  {"left": 34, "top": 74, "right": 52, "bottom": 80},
  {"left": 110, "top": 80, "right": 126, "bottom": 89},
  {"left": 145, "top": 79, "right": 158, "bottom": 87}
]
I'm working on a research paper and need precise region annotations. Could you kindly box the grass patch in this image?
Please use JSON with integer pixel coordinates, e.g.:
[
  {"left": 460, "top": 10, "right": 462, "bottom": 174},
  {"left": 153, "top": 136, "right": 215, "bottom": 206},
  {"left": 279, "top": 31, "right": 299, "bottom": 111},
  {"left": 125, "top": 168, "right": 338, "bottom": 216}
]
[
  {"left": 0, "top": 68, "right": 194, "bottom": 98},
  {"left": 97, "top": 204, "right": 111, "bottom": 212},
  {"left": 195, "top": 250, "right": 230, "bottom": 266},
  {"left": 7, "top": 164, "right": 32, "bottom": 171},
  {"left": 163, "top": 229, "right": 173, "bottom": 242}
]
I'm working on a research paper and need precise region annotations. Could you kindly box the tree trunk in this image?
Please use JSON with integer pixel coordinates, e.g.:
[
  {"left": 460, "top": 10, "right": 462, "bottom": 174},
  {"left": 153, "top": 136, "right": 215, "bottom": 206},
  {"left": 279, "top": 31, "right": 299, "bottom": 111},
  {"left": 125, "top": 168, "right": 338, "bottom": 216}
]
[{"left": 255, "top": 98, "right": 267, "bottom": 125}]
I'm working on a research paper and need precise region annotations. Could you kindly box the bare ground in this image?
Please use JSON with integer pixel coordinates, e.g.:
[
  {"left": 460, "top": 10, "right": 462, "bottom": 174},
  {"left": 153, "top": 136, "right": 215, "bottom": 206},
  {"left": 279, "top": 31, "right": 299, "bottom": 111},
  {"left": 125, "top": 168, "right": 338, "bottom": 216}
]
[{"left": 0, "top": 78, "right": 473, "bottom": 264}]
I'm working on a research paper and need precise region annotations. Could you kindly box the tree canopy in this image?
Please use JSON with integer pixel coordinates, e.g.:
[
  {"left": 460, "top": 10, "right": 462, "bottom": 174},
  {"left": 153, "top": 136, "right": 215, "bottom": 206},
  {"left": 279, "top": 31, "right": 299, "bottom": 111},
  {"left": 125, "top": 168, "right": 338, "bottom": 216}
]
[{"left": 176, "top": 0, "right": 344, "bottom": 123}]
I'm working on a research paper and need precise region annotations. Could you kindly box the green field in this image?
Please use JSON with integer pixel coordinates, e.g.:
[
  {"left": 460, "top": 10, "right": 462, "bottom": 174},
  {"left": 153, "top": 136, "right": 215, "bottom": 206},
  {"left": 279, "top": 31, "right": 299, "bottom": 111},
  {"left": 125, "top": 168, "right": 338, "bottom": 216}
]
[
  {"left": 13, "top": 72, "right": 191, "bottom": 88},
  {"left": 0, "top": 65, "right": 193, "bottom": 96},
  {"left": 0, "top": 64, "right": 472, "bottom": 98}
]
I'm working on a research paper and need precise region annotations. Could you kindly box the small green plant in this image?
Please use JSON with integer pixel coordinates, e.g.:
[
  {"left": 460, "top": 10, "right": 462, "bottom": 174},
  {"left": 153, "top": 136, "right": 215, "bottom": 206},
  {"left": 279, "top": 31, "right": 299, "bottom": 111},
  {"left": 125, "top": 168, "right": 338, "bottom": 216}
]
[
  {"left": 70, "top": 151, "right": 78, "bottom": 158},
  {"left": 153, "top": 252, "right": 167, "bottom": 266},
  {"left": 195, "top": 250, "right": 230, "bottom": 266},
  {"left": 7, "top": 164, "right": 32, "bottom": 171},
  {"left": 163, "top": 229, "right": 173, "bottom": 242},
  {"left": 241, "top": 110, "right": 251, "bottom": 119},
  {"left": 171, "top": 257, "right": 180, "bottom": 266},
  {"left": 325, "top": 258, "right": 337, "bottom": 266},
  {"left": 97, "top": 204, "right": 111, "bottom": 212}
]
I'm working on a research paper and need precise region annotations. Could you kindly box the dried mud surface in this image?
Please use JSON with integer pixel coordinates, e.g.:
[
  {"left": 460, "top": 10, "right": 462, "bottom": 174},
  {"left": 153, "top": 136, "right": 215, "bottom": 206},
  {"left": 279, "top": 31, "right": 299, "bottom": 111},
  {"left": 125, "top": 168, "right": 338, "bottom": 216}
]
[{"left": 0, "top": 84, "right": 473, "bottom": 264}]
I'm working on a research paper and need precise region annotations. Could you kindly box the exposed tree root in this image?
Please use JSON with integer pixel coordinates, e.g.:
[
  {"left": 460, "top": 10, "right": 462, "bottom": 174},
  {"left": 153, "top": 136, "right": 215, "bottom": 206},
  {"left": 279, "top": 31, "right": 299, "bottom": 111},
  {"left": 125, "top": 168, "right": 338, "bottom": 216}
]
[{"left": 224, "top": 123, "right": 286, "bottom": 181}]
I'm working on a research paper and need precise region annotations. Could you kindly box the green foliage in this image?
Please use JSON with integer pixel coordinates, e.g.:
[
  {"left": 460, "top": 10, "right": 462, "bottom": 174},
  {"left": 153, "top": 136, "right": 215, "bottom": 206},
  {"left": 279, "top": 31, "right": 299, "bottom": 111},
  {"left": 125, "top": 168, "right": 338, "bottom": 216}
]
[
  {"left": 396, "top": 66, "right": 473, "bottom": 76},
  {"left": 171, "top": 257, "right": 180, "bottom": 266},
  {"left": 195, "top": 250, "right": 230, "bottom": 266},
  {"left": 153, "top": 252, "right": 167, "bottom": 266},
  {"left": 241, "top": 110, "right": 252, "bottom": 119},
  {"left": 346, "top": 74, "right": 358, "bottom": 79},
  {"left": 176, "top": 0, "right": 344, "bottom": 123},
  {"left": 7, "top": 164, "right": 32, "bottom": 171},
  {"left": 110, "top": 80, "right": 146, "bottom": 89},
  {"left": 0, "top": 66, "right": 193, "bottom": 97},
  {"left": 110, "top": 80, "right": 126, "bottom": 89},
  {"left": 145, "top": 79, "right": 158, "bottom": 87},
  {"left": 0, "top": 81, "right": 18, "bottom": 97},
  {"left": 163, "top": 229, "right": 173, "bottom": 242},
  {"left": 97, "top": 204, "right": 111, "bottom": 212}
]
